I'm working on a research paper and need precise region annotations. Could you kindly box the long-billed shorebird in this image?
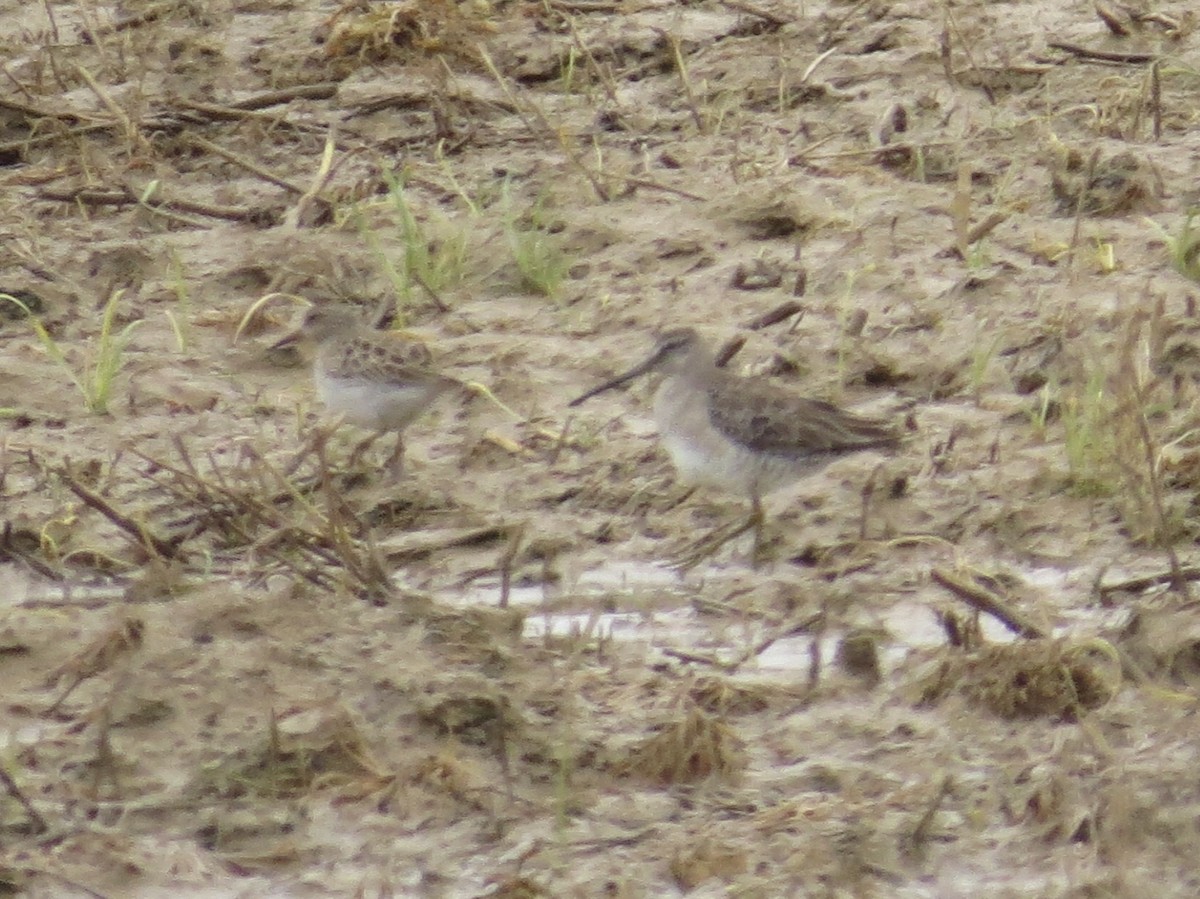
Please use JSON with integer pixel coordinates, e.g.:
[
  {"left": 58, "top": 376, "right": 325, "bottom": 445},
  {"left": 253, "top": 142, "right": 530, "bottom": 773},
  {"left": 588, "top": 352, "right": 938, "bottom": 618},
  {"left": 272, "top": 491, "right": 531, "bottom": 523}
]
[
  {"left": 569, "top": 327, "right": 901, "bottom": 565},
  {"left": 274, "top": 305, "right": 462, "bottom": 476}
]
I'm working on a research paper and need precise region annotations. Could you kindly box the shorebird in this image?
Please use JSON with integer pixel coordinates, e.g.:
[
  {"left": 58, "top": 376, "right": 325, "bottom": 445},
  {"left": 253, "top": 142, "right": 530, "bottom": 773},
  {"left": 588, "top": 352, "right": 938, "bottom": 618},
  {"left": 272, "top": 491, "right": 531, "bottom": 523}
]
[
  {"left": 569, "top": 328, "right": 901, "bottom": 565},
  {"left": 273, "top": 305, "right": 462, "bottom": 476}
]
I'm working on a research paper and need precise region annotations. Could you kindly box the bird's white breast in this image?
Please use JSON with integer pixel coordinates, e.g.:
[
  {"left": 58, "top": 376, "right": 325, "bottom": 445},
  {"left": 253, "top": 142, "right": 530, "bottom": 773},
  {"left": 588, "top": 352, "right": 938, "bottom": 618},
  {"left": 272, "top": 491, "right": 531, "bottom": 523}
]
[
  {"left": 315, "top": 370, "right": 440, "bottom": 432},
  {"left": 652, "top": 376, "right": 813, "bottom": 497},
  {"left": 654, "top": 378, "right": 748, "bottom": 494}
]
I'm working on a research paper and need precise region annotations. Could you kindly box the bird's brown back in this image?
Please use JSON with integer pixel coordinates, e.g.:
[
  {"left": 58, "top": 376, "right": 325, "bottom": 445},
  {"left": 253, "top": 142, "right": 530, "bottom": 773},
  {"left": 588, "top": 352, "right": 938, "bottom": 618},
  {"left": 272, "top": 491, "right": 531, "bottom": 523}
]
[{"left": 706, "top": 373, "right": 899, "bottom": 458}]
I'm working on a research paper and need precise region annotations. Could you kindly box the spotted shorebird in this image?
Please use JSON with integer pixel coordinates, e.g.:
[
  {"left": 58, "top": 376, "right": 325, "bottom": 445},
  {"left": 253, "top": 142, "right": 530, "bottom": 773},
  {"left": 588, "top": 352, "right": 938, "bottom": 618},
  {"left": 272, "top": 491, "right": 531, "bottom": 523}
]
[
  {"left": 569, "top": 328, "right": 901, "bottom": 565},
  {"left": 273, "top": 305, "right": 462, "bottom": 476}
]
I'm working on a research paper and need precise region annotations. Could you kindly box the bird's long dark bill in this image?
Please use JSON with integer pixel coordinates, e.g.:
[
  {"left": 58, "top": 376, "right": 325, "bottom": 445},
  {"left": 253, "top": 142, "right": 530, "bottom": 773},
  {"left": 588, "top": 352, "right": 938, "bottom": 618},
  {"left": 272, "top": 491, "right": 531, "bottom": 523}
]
[{"left": 568, "top": 348, "right": 666, "bottom": 407}]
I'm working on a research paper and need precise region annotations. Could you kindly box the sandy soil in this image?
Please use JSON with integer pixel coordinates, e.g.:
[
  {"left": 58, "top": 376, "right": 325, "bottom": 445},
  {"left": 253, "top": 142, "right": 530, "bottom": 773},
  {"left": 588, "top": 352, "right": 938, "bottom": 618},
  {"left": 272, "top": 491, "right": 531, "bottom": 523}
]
[{"left": 3, "top": 0, "right": 1200, "bottom": 895}]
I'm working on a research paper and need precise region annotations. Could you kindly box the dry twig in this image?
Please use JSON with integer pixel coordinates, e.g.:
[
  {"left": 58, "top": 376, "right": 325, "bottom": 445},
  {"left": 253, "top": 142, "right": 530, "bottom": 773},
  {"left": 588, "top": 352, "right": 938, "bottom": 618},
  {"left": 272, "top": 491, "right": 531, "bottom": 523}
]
[
  {"left": 1048, "top": 41, "right": 1155, "bottom": 64},
  {"left": 0, "top": 765, "right": 49, "bottom": 833},
  {"left": 930, "top": 568, "right": 1047, "bottom": 638},
  {"left": 60, "top": 467, "right": 184, "bottom": 560}
]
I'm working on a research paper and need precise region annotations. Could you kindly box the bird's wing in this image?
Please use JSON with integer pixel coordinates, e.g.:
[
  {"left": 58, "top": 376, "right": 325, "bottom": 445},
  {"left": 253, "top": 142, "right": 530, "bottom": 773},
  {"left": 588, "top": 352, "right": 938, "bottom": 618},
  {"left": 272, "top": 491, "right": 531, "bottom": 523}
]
[
  {"left": 335, "top": 334, "right": 437, "bottom": 383},
  {"left": 707, "top": 379, "right": 899, "bottom": 456}
]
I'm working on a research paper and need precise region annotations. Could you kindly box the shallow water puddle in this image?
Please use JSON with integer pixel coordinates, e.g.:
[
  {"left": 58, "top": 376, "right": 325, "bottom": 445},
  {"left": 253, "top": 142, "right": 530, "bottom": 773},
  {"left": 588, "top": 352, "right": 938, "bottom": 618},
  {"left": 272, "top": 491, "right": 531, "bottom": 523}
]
[
  {"left": 753, "top": 599, "right": 1021, "bottom": 676},
  {"left": 444, "top": 560, "right": 1037, "bottom": 678},
  {"left": 448, "top": 560, "right": 702, "bottom": 644},
  {"left": 0, "top": 563, "right": 126, "bottom": 610}
]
